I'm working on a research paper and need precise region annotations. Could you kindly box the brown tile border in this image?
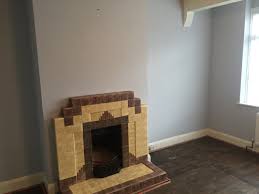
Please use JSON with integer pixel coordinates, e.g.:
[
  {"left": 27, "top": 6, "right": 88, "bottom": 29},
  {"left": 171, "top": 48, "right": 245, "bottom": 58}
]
[
  {"left": 128, "top": 98, "right": 141, "bottom": 108},
  {"left": 77, "top": 165, "right": 87, "bottom": 181},
  {"left": 121, "top": 123, "right": 130, "bottom": 167},
  {"left": 129, "top": 153, "right": 136, "bottom": 166},
  {"left": 59, "top": 176, "right": 76, "bottom": 194},
  {"left": 129, "top": 154, "right": 148, "bottom": 165},
  {"left": 70, "top": 91, "right": 134, "bottom": 107},
  {"left": 56, "top": 91, "right": 149, "bottom": 194},
  {"left": 62, "top": 91, "right": 143, "bottom": 126},
  {"left": 136, "top": 155, "right": 148, "bottom": 164},
  {"left": 134, "top": 98, "right": 141, "bottom": 106},
  {"left": 84, "top": 117, "right": 128, "bottom": 131},
  {"left": 83, "top": 129, "right": 93, "bottom": 179},
  {"left": 99, "top": 111, "right": 114, "bottom": 121},
  {"left": 128, "top": 99, "right": 135, "bottom": 107},
  {"left": 63, "top": 108, "right": 73, "bottom": 117},
  {"left": 135, "top": 106, "right": 141, "bottom": 114},
  {"left": 64, "top": 116, "right": 73, "bottom": 126}
]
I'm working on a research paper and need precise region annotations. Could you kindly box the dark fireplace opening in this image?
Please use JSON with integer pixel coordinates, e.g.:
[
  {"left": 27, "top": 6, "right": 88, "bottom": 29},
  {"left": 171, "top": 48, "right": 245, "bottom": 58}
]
[{"left": 91, "top": 125, "right": 123, "bottom": 178}]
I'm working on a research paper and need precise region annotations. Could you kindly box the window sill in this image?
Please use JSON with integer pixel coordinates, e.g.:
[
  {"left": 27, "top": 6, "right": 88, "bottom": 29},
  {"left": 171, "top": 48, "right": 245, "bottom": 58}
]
[{"left": 237, "top": 102, "right": 259, "bottom": 108}]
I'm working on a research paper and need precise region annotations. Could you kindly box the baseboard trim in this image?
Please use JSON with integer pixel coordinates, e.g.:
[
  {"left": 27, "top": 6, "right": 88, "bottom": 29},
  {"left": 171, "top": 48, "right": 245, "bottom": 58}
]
[
  {"left": 46, "top": 129, "right": 253, "bottom": 192},
  {"left": 1, "top": 129, "right": 252, "bottom": 194},
  {"left": 149, "top": 128, "right": 252, "bottom": 152},
  {"left": 207, "top": 128, "right": 251, "bottom": 148},
  {"left": 149, "top": 128, "right": 209, "bottom": 152},
  {"left": 0, "top": 172, "right": 46, "bottom": 194}
]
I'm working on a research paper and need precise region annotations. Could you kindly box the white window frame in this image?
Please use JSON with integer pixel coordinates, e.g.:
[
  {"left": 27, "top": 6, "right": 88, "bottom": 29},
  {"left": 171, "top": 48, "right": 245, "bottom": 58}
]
[{"left": 240, "top": 7, "right": 259, "bottom": 107}]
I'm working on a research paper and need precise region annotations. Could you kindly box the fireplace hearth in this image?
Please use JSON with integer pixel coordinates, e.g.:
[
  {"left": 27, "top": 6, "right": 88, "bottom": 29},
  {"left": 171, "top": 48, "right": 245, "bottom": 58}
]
[{"left": 54, "top": 91, "right": 170, "bottom": 194}]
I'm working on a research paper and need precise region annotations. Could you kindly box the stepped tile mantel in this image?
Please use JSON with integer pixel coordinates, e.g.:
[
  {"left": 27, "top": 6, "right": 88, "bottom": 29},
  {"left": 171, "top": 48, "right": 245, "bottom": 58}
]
[{"left": 183, "top": 0, "right": 243, "bottom": 27}]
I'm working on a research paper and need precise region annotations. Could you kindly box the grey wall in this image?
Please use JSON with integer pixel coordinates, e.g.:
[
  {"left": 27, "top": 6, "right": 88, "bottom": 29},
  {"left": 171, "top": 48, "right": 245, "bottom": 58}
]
[
  {"left": 148, "top": 0, "right": 211, "bottom": 142},
  {"left": 0, "top": 0, "right": 43, "bottom": 181},
  {"left": 252, "top": 0, "right": 259, "bottom": 8},
  {"left": 1, "top": 0, "right": 257, "bottom": 184},
  {"left": 32, "top": 0, "right": 148, "bottom": 120},
  {"left": 209, "top": 1, "right": 259, "bottom": 141},
  {"left": 32, "top": 0, "right": 149, "bottom": 181},
  {"left": 32, "top": 0, "right": 212, "bottom": 181}
]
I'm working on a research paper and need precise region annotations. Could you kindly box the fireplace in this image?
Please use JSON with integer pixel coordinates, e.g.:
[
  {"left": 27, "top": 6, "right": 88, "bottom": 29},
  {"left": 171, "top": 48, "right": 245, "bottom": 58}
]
[
  {"left": 82, "top": 115, "right": 130, "bottom": 180},
  {"left": 91, "top": 125, "right": 122, "bottom": 178},
  {"left": 54, "top": 91, "right": 170, "bottom": 194}
]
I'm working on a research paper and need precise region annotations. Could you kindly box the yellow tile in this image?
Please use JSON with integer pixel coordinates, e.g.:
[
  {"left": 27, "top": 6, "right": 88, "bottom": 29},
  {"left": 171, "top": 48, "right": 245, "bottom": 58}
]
[
  {"left": 128, "top": 107, "right": 135, "bottom": 114},
  {"left": 76, "top": 152, "right": 85, "bottom": 165},
  {"left": 85, "top": 104, "right": 104, "bottom": 113},
  {"left": 83, "top": 102, "right": 122, "bottom": 113},
  {"left": 141, "top": 104, "right": 148, "bottom": 114},
  {"left": 81, "top": 106, "right": 90, "bottom": 114},
  {"left": 129, "top": 136, "right": 135, "bottom": 144},
  {"left": 128, "top": 122, "right": 135, "bottom": 130},
  {"left": 109, "top": 109, "right": 122, "bottom": 118},
  {"left": 75, "top": 143, "right": 84, "bottom": 153},
  {"left": 134, "top": 113, "right": 142, "bottom": 122},
  {"left": 135, "top": 120, "right": 142, "bottom": 129},
  {"left": 73, "top": 115, "right": 83, "bottom": 125},
  {"left": 76, "top": 151, "right": 85, "bottom": 172},
  {"left": 127, "top": 121, "right": 136, "bottom": 156},
  {"left": 54, "top": 118, "right": 65, "bottom": 129},
  {"left": 121, "top": 108, "right": 128, "bottom": 116},
  {"left": 135, "top": 118, "right": 148, "bottom": 158},
  {"left": 74, "top": 130, "right": 83, "bottom": 140},
  {"left": 58, "top": 151, "right": 77, "bottom": 180},
  {"left": 82, "top": 112, "right": 91, "bottom": 123},
  {"left": 136, "top": 141, "right": 148, "bottom": 157},
  {"left": 56, "top": 132, "right": 74, "bottom": 149},
  {"left": 106, "top": 101, "right": 122, "bottom": 111},
  {"left": 129, "top": 145, "right": 136, "bottom": 156},
  {"left": 66, "top": 125, "right": 83, "bottom": 133},
  {"left": 121, "top": 101, "right": 128, "bottom": 116},
  {"left": 56, "top": 131, "right": 77, "bottom": 180},
  {"left": 91, "top": 111, "right": 103, "bottom": 122}
]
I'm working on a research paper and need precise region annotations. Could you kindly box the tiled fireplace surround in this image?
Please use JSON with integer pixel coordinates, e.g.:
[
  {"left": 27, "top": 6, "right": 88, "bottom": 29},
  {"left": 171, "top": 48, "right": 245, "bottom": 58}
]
[{"left": 54, "top": 91, "right": 169, "bottom": 194}]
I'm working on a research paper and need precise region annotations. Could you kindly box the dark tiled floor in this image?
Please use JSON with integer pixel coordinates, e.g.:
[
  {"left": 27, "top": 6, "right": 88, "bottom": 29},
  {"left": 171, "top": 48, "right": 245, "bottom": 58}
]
[{"left": 148, "top": 137, "right": 259, "bottom": 194}]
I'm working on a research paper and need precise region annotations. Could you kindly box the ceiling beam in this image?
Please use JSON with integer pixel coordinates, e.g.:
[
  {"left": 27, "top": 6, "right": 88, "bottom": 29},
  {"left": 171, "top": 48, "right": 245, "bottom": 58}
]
[{"left": 183, "top": 0, "right": 243, "bottom": 27}]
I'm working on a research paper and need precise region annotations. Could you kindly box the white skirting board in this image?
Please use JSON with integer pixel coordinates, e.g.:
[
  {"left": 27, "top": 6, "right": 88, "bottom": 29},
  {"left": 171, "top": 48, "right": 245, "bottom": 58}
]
[
  {"left": 149, "top": 128, "right": 252, "bottom": 152},
  {"left": 149, "top": 128, "right": 208, "bottom": 152},
  {"left": 0, "top": 128, "right": 253, "bottom": 194},
  {"left": 207, "top": 128, "right": 251, "bottom": 149},
  {"left": 47, "top": 129, "right": 252, "bottom": 192},
  {"left": 0, "top": 172, "right": 46, "bottom": 194}
]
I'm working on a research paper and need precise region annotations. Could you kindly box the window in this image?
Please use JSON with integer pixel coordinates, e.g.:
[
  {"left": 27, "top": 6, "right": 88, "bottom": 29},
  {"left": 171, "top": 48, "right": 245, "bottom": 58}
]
[{"left": 240, "top": 8, "right": 259, "bottom": 107}]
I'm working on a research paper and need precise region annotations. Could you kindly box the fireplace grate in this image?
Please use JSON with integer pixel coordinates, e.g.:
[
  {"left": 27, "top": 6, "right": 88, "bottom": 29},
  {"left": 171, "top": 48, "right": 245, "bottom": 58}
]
[{"left": 93, "top": 154, "right": 122, "bottom": 178}]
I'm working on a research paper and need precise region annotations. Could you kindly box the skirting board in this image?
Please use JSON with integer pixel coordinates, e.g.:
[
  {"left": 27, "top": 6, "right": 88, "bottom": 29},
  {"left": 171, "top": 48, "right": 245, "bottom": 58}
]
[
  {"left": 1, "top": 128, "right": 252, "bottom": 194},
  {"left": 149, "top": 128, "right": 209, "bottom": 152},
  {"left": 0, "top": 172, "right": 46, "bottom": 194},
  {"left": 149, "top": 128, "right": 252, "bottom": 152},
  {"left": 207, "top": 128, "right": 251, "bottom": 149}
]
